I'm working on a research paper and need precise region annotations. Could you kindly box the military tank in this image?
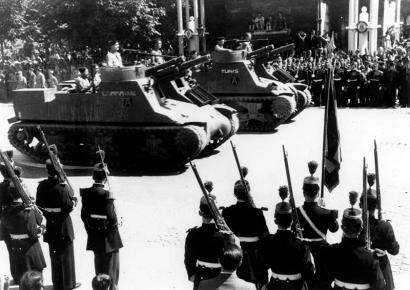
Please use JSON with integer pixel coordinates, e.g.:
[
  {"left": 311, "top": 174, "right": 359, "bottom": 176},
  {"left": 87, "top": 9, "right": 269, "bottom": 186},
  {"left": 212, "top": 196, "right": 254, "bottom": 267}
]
[
  {"left": 145, "top": 55, "right": 239, "bottom": 151},
  {"left": 251, "top": 44, "right": 312, "bottom": 115},
  {"left": 8, "top": 63, "right": 236, "bottom": 169},
  {"left": 194, "top": 46, "right": 297, "bottom": 132}
]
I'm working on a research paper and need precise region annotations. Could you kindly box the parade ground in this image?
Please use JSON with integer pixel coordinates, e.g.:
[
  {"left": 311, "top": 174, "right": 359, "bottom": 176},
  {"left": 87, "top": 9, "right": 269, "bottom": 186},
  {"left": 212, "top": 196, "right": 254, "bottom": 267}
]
[{"left": 1, "top": 103, "right": 410, "bottom": 289}]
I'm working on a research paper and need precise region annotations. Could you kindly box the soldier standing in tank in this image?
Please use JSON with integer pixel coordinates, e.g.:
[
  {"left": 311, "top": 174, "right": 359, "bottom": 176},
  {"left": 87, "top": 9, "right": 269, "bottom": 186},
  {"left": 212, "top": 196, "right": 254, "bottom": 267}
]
[
  {"left": 1, "top": 181, "right": 46, "bottom": 284},
  {"left": 295, "top": 161, "right": 339, "bottom": 289},
  {"left": 36, "top": 159, "right": 81, "bottom": 290},
  {"left": 106, "top": 40, "right": 123, "bottom": 68},
  {"left": 80, "top": 163, "right": 123, "bottom": 290},
  {"left": 222, "top": 179, "right": 269, "bottom": 288},
  {"left": 185, "top": 189, "right": 233, "bottom": 290},
  {"left": 260, "top": 186, "right": 314, "bottom": 290},
  {"left": 315, "top": 192, "right": 386, "bottom": 290},
  {"left": 359, "top": 179, "right": 399, "bottom": 290}
]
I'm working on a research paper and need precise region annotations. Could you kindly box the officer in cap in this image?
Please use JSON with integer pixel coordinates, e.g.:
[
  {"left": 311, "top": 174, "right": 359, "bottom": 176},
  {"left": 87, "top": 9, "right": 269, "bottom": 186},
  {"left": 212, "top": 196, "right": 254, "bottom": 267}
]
[
  {"left": 184, "top": 185, "right": 232, "bottom": 290},
  {"left": 359, "top": 174, "right": 399, "bottom": 290},
  {"left": 296, "top": 161, "right": 338, "bottom": 287},
  {"left": 260, "top": 186, "right": 314, "bottom": 290},
  {"left": 222, "top": 175, "right": 269, "bottom": 287},
  {"left": 316, "top": 191, "right": 386, "bottom": 290},
  {"left": 36, "top": 159, "right": 81, "bottom": 290},
  {"left": 80, "top": 163, "right": 123, "bottom": 290}
]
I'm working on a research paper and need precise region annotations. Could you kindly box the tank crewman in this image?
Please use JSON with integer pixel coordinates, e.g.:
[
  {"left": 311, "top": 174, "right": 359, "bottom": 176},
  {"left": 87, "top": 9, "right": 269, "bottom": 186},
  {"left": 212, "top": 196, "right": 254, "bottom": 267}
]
[
  {"left": 75, "top": 67, "right": 92, "bottom": 93},
  {"left": 260, "top": 187, "right": 314, "bottom": 290},
  {"left": 80, "top": 163, "right": 123, "bottom": 290},
  {"left": 359, "top": 184, "right": 399, "bottom": 290},
  {"left": 185, "top": 193, "right": 231, "bottom": 290},
  {"left": 240, "top": 32, "right": 253, "bottom": 53},
  {"left": 222, "top": 180, "right": 269, "bottom": 287},
  {"left": 315, "top": 192, "right": 386, "bottom": 290},
  {"left": 214, "top": 36, "right": 233, "bottom": 52},
  {"left": 296, "top": 161, "right": 338, "bottom": 287},
  {"left": 36, "top": 160, "right": 81, "bottom": 290},
  {"left": 106, "top": 40, "right": 123, "bottom": 68},
  {"left": 151, "top": 38, "right": 165, "bottom": 66},
  {"left": 1, "top": 181, "right": 46, "bottom": 284}
]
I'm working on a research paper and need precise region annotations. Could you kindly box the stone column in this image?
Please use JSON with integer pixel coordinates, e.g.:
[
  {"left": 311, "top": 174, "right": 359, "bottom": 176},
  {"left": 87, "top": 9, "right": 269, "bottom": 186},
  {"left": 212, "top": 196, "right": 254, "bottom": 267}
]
[
  {"left": 395, "top": 0, "right": 401, "bottom": 40},
  {"left": 369, "top": 0, "right": 380, "bottom": 54},
  {"left": 193, "top": 0, "right": 199, "bottom": 53},
  {"left": 348, "top": 0, "right": 359, "bottom": 52},
  {"left": 176, "top": 0, "right": 184, "bottom": 56},
  {"left": 199, "top": 0, "right": 206, "bottom": 54}
]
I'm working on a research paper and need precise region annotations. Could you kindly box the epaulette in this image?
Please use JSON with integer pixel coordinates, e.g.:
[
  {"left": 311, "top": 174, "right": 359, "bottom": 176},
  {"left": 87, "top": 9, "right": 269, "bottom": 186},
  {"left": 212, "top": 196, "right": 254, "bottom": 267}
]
[
  {"left": 186, "top": 226, "right": 198, "bottom": 233},
  {"left": 106, "top": 190, "right": 115, "bottom": 200}
]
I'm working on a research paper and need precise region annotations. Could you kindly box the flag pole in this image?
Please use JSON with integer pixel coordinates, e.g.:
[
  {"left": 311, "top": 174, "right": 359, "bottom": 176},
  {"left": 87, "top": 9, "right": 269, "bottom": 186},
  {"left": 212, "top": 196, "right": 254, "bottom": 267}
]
[{"left": 320, "top": 65, "right": 332, "bottom": 200}]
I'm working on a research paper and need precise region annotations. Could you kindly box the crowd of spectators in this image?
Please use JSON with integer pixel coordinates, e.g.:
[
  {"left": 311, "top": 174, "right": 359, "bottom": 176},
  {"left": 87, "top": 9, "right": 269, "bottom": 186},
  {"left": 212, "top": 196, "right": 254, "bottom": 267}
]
[{"left": 249, "top": 12, "right": 288, "bottom": 32}]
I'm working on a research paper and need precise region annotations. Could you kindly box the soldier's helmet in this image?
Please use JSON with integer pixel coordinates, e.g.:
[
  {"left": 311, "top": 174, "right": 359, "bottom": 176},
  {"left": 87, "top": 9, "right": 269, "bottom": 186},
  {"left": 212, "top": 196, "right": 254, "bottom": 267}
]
[
  {"left": 342, "top": 191, "right": 363, "bottom": 234},
  {"left": 45, "top": 159, "right": 58, "bottom": 176},
  {"left": 303, "top": 160, "right": 320, "bottom": 197},
  {"left": 359, "top": 188, "right": 378, "bottom": 211},
  {"left": 275, "top": 186, "right": 292, "bottom": 228},
  {"left": 92, "top": 163, "right": 107, "bottom": 181},
  {"left": 199, "top": 196, "right": 213, "bottom": 219}
]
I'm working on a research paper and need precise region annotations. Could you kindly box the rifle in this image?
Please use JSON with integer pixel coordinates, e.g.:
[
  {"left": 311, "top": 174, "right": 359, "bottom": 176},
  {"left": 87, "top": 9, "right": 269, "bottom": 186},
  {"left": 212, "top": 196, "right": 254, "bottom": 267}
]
[
  {"left": 96, "top": 146, "right": 111, "bottom": 191},
  {"left": 37, "top": 126, "right": 77, "bottom": 205},
  {"left": 230, "top": 141, "right": 256, "bottom": 207},
  {"left": 0, "top": 148, "right": 43, "bottom": 224},
  {"left": 374, "top": 140, "right": 382, "bottom": 220},
  {"left": 122, "top": 49, "right": 178, "bottom": 59},
  {"left": 363, "top": 157, "right": 371, "bottom": 250},
  {"left": 189, "top": 161, "right": 231, "bottom": 232},
  {"left": 282, "top": 145, "right": 303, "bottom": 239}
]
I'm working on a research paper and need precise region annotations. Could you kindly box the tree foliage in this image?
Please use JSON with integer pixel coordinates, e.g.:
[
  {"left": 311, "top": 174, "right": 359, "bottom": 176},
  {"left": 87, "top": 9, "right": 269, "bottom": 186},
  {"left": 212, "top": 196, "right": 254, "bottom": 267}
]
[
  {"left": 0, "top": 0, "right": 28, "bottom": 41},
  {"left": 30, "top": 0, "right": 166, "bottom": 51}
]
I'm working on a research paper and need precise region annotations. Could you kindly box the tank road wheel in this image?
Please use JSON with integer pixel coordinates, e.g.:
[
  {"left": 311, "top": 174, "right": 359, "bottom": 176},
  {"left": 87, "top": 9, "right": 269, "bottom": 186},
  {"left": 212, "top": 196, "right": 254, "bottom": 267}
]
[
  {"left": 296, "top": 91, "right": 308, "bottom": 111},
  {"left": 271, "top": 95, "right": 296, "bottom": 125},
  {"left": 15, "top": 127, "right": 33, "bottom": 145},
  {"left": 175, "top": 125, "right": 208, "bottom": 160}
]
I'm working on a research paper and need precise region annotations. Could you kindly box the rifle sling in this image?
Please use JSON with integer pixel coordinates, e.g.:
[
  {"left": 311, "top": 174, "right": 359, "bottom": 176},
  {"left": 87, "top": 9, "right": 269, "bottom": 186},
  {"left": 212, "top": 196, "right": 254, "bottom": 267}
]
[{"left": 299, "top": 207, "right": 326, "bottom": 241}]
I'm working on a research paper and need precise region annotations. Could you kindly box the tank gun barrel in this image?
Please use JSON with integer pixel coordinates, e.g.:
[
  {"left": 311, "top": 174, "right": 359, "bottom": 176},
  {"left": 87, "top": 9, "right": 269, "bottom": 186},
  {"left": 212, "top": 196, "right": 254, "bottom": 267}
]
[
  {"left": 180, "top": 55, "right": 211, "bottom": 70},
  {"left": 253, "top": 44, "right": 295, "bottom": 62},
  {"left": 247, "top": 44, "right": 275, "bottom": 58},
  {"left": 123, "top": 49, "right": 178, "bottom": 59},
  {"left": 145, "top": 56, "right": 185, "bottom": 77}
]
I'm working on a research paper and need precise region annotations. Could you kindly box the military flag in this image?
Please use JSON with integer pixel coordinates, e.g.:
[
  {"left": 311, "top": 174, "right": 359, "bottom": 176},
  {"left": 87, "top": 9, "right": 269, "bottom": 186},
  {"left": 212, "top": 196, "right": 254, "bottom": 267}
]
[{"left": 321, "top": 66, "right": 341, "bottom": 195}]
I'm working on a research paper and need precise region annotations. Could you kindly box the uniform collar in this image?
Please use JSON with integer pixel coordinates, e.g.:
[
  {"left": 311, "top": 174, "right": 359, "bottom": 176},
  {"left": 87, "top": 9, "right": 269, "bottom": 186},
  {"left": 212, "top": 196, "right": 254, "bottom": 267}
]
[
  {"left": 303, "top": 201, "right": 318, "bottom": 206},
  {"left": 93, "top": 183, "right": 105, "bottom": 188}
]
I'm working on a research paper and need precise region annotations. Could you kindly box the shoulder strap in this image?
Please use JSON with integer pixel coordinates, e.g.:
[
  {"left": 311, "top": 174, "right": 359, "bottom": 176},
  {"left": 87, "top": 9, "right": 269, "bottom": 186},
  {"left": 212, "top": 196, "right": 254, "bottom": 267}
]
[{"left": 299, "top": 206, "right": 327, "bottom": 241}]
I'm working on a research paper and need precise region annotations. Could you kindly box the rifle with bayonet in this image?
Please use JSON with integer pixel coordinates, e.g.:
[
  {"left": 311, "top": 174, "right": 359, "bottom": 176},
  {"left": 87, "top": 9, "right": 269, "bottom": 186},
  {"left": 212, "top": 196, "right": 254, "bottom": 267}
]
[
  {"left": 37, "top": 126, "right": 77, "bottom": 206},
  {"left": 282, "top": 145, "right": 303, "bottom": 239},
  {"left": 190, "top": 161, "right": 231, "bottom": 232},
  {"left": 230, "top": 141, "right": 256, "bottom": 207},
  {"left": 96, "top": 146, "right": 111, "bottom": 191},
  {"left": 0, "top": 148, "right": 43, "bottom": 224},
  {"left": 363, "top": 157, "right": 371, "bottom": 249},
  {"left": 374, "top": 140, "right": 382, "bottom": 220}
]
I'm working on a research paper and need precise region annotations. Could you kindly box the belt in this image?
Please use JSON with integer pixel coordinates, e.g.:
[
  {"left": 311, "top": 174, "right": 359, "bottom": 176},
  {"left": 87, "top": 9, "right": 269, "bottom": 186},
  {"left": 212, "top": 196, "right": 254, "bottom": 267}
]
[
  {"left": 90, "top": 214, "right": 107, "bottom": 219},
  {"left": 271, "top": 272, "right": 302, "bottom": 281},
  {"left": 10, "top": 234, "right": 29, "bottom": 240},
  {"left": 44, "top": 207, "right": 62, "bottom": 213},
  {"left": 238, "top": 236, "right": 260, "bottom": 243},
  {"left": 334, "top": 279, "right": 370, "bottom": 290},
  {"left": 196, "top": 260, "right": 221, "bottom": 269}
]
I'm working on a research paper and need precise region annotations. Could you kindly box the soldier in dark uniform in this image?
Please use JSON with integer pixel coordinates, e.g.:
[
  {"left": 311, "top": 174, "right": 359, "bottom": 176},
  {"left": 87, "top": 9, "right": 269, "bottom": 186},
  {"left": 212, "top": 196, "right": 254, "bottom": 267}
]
[
  {"left": 334, "top": 62, "right": 346, "bottom": 107},
  {"left": 316, "top": 194, "right": 386, "bottom": 290},
  {"left": 382, "top": 61, "right": 398, "bottom": 107},
  {"left": 36, "top": 160, "right": 80, "bottom": 290},
  {"left": 359, "top": 184, "right": 399, "bottom": 290},
  {"left": 310, "top": 63, "right": 325, "bottom": 106},
  {"left": 346, "top": 62, "right": 365, "bottom": 107},
  {"left": 222, "top": 180, "right": 269, "bottom": 287},
  {"left": 260, "top": 187, "right": 314, "bottom": 290},
  {"left": 367, "top": 62, "right": 384, "bottom": 106},
  {"left": 80, "top": 163, "right": 123, "bottom": 290},
  {"left": 185, "top": 193, "right": 231, "bottom": 290},
  {"left": 296, "top": 161, "right": 338, "bottom": 288},
  {"left": 1, "top": 182, "right": 46, "bottom": 283}
]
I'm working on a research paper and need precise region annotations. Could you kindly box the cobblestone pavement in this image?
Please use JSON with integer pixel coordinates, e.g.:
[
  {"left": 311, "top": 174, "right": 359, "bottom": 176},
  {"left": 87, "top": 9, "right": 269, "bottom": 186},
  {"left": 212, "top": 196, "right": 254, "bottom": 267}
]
[{"left": 0, "top": 104, "right": 410, "bottom": 289}]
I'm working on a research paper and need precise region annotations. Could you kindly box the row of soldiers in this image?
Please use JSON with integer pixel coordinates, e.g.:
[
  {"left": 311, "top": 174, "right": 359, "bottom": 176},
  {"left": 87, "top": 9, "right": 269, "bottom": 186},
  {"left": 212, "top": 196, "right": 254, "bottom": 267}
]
[
  {"left": 273, "top": 53, "right": 410, "bottom": 108},
  {"left": 0, "top": 150, "right": 122, "bottom": 290},
  {"left": 184, "top": 162, "right": 399, "bottom": 290}
]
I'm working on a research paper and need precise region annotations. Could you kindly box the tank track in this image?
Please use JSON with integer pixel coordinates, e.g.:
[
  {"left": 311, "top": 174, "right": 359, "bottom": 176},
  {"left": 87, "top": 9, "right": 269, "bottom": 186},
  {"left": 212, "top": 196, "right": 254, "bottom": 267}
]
[
  {"left": 218, "top": 95, "right": 296, "bottom": 132},
  {"left": 202, "top": 112, "right": 239, "bottom": 152},
  {"left": 8, "top": 122, "right": 208, "bottom": 169}
]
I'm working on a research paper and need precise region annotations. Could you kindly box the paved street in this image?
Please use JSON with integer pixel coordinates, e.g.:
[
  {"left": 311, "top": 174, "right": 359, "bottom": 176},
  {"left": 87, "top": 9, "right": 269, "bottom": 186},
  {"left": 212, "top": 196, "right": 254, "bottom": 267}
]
[{"left": 1, "top": 103, "right": 410, "bottom": 289}]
